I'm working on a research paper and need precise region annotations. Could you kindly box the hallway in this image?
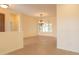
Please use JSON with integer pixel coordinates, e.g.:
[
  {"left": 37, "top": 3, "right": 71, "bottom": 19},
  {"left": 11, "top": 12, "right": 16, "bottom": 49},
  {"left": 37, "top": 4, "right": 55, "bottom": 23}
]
[{"left": 7, "top": 36, "right": 79, "bottom": 55}]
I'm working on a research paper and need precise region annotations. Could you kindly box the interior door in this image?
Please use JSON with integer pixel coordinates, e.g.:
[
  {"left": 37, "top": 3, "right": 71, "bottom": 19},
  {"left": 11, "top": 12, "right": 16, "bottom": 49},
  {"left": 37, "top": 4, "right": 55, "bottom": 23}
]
[{"left": 0, "top": 13, "right": 5, "bottom": 32}]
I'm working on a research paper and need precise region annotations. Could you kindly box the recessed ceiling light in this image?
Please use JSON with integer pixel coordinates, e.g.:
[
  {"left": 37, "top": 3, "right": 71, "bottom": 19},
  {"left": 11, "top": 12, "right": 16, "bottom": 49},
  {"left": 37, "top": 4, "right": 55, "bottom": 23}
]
[{"left": 0, "top": 4, "right": 9, "bottom": 8}]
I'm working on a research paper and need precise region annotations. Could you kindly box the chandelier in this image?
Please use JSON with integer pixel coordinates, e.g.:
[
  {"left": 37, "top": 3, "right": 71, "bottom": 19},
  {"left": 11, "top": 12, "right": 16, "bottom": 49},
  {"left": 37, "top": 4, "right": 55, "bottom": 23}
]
[{"left": 39, "top": 14, "right": 45, "bottom": 26}]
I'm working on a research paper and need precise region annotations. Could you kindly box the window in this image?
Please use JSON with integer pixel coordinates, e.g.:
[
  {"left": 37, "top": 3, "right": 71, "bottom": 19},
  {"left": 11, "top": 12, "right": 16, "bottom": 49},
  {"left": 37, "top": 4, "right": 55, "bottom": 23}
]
[{"left": 39, "top": 23, "right": 52, "bottom": 32}]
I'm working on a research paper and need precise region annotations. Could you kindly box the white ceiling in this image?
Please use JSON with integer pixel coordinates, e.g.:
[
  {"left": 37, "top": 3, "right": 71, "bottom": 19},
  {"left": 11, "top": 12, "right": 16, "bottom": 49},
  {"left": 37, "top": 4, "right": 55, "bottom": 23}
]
[{"left": 9, "top": 4, "right": 56, "bottom": 17}]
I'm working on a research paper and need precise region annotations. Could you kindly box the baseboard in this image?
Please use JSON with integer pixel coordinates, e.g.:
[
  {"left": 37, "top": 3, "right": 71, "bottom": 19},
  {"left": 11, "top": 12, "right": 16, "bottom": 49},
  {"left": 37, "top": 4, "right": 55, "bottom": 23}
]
[
  {"left": 38, "top": 34, "right": 56, "bottom": 37},
  {"left": 24, "top": 35, "right": 39, "bottom": 39},
  {"left": 1, "top": 46, "right": 23, "bottom": 55},
  {"left": 57, "top": 47, "right": 79, "bottom": 53},
  {"left": 24, "top": 35, "right": 56, "bottom": 39}
]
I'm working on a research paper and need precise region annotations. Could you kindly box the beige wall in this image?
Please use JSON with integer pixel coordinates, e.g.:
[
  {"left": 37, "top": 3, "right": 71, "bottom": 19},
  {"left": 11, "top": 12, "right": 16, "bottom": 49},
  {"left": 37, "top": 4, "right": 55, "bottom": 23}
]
[
  {"left": 38, "top": 16, "right": 57, "bottom": 37},
  {"left": 21, "top": 14, "right": 57, "bottom": 38},
  {"left": 0, "top": 8, "right": 23, "bottom": 54},
  {"left": 0, "top": 32, "right": 23, "bottom": 54},
  {"left": 21, "top": 14, "right": 38, "bottom": 38},
  {"left": 10, "top": 13, "right": 19, "bottom": 31},
  {"left": 57, "top": 5, "right": 79, "bottom": 52}
]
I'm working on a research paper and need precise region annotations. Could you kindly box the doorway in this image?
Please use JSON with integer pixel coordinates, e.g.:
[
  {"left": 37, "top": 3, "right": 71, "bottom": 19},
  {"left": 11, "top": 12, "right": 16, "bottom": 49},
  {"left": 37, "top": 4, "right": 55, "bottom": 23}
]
[{"left": 0, "top": 13, "right": 5, "bottom": 32}]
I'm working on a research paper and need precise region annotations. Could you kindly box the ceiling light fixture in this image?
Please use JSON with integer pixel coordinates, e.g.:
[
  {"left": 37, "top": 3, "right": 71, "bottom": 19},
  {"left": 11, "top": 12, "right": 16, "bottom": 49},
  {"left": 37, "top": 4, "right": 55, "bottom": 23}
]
[
  {"left": 39, "top": 14, "right": 45, "bottom": 26},
  {"left": 0, "top": 4, "right": 9, "bottom": 8}
]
